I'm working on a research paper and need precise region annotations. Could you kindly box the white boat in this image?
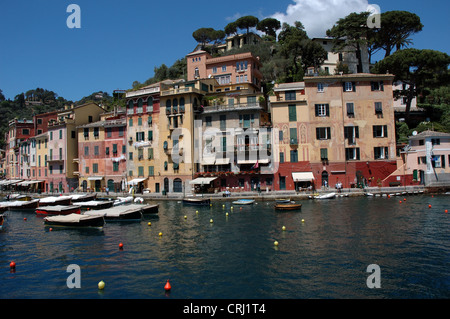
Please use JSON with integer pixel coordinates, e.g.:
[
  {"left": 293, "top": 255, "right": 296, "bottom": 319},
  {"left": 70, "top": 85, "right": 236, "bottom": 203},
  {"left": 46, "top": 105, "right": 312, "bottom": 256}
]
[
  {"left": 113, "top": 196, "right": 133, "bottom": 206},
  {"left": 315, "top": 192, "right": 336, "bottom": 199},
  {"left": 44, "top": 213, "right": 105, "bottom": 228},
  {"left": 232, "top": 199, "right": 255, "bottom": 205},
  {"left": 39, "top": 196, "right": 72, "bottom": 206},
  {"left": 84, "top": 205, "right": 143, "bottom": 221}
]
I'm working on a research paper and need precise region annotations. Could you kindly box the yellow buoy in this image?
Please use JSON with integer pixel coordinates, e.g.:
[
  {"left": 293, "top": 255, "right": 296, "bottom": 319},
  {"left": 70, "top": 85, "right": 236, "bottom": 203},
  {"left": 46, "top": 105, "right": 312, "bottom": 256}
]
[
  {"left": 196, "top": 210, "right": 199, "bottom": 214},
  {"left": 148, "top": 222, "right": 151, "bottom": 226},
  {"left": 210, "top": 219, "right": 214, "bottom": 223},
  {"left": 274, "top": 241, "right": 279, "bottom": 246},
  {"left": 159, "top": 232, "right": 163, "bottom": 236},
  {"left": 226, "top": 212, "right": 229, "bottom": 216},
  {"left": 98, "top": 280, "right": 105, "bottom": 290},
  {"left": 301, "top": 219, "right": 305, "bottom": 223},
  {"left": 282, "top": 226, "right": 286, "bottom": 231},
  {"left": 184, "top": 215, "right": 187, "bottom": 219},
  {"left": 231, "top": 206, "right": 233, "bottom": 210}
]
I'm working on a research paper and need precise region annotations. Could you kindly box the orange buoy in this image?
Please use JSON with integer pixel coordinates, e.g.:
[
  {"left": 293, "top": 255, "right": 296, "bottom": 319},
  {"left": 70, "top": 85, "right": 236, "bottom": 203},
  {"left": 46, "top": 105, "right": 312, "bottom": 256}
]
[
  {"left": 445, "top": 210, "right": 448, "bottom": 213},
  {"left": 9, "top": 261, "right": 16, "bottom": 269},
  {"left": 24, "top": 218, "right": 27, "bottom": 221},
  {"left": 119, "top": 242, "right": 124, "bottom": 250},
  {"left": 399, "top": 200, "right": 402, "bottom": 204},
  {"left": 428, "top": 204, "right": 432, "bottom": 208},
  {"left": 164, "top": 280, "right": 171, "bottom": 291},
  {"left": 403, "top": 198, "right": 406, "bottom": 201}
]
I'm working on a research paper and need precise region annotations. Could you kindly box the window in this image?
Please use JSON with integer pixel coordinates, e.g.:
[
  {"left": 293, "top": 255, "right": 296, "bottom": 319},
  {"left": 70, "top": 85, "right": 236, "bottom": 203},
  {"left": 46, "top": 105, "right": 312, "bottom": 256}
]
[
  {"left": 285, "top": 91, "right": 296, "bottom": 101},
  {"left": 112, "top": 144, "right": 117, "bottom": 154},
  {"left": 148, "top": 166, "right": 154, "bottom": 176},
  {"left": 71, "top": 131, "right": 76, "bottom": 138},
  {"left": 317, "top": 83, "right": 324, "bottom": 92},
  {"left": 93, "top": 128, "right": 99, "bottom": 139},
  {"left": 222, "top": 65, "right": 226, "bottom": 72},
  {"left": 373, "top": 125, "right": 388, "bottom": 138},
  {"left": 84, "top": 128, "right": 89, "bottom": 140},
  {"left": 85, "top": 166, "right": 89, "bottom": 174},
  {"left": 320, "top": 148, "right": 328, "bottom": 160},
  {"left": 315, "top": 104, "right": 329, "bottom": 117},
  {"left": 138, "top": 148, "right": 143, "bottom": 160},
  {"left": 122, "top": 145, "right": 126, "bottom": 154},
  {"left": 148, "top": 130, "right": 153, "bottom": 141},
  {"left": 220, "top": 115, "right": 226, "bottom": 131},
  {"left": 23, "top": 129, "right": 30, "bottom": 135},
  {"left": 290, "top": 128, "right": 298, "bottom": 145},
  {"left": 129, "top": 118, "right": 133, "bottom": 127},
  {"left": 119, "top": 127, "right": 124, "bottom": 137},
  {"left": 279, "top": 152, "right": 284, "bottom": 163},
  {"left": 212, "top": 66, "right": 217, "bottom": 74},
  {"left": 59, "top": 130, "right": 63, "bottom": 139},
  {"left": 371, "top": 81, "right": 384, "bottom": 91},
  {"left": 375, "top": 102, "right": 383, "bottom": 114},
  {"left": 94, "top": 146, "right": 99, "bottom": 155},
  {"left": 344, "top": 126, "right": 359, "bottom": 144},
  {"left": 316, "top": 127, "right": 331, "bottom": 140},
  {"left": 288, "top": 104, "right": 297, "bottom": 122},
  {"left": 147, "top": 97, "right": 153, "bottom": 112},
  {"left": 106, "top": 127, "right": 112, "bottom": 138},
  {"left": 419, "top": 140, "right": 424, "bottom": 146},
  {"left": 50, "top": 131, "right": 53, "bottom": 140},
  {"left": 345, "top": 148, "right": 360, "bottom": 160},
  {"left": 136, "top": 131, "right": 145, "bottom": 142},
  {"left": 374, "top": 147, "right": 389, "bottom": 159},
  {"left": 138, "top": 166, "right": 144, "bottom": 177},
  {"left": 148, "top": 148, "right": 153, "bottom": 160},
  {"left": 205, "top": 116, "right": 212, "bottom": 127},
  {"left": 290, "top": 150, "right": 298, "bottom": 163},
  {"left": 431, "top": 138, "right": 440, "bottom": 145},
  {"left": 431, "top": 155, "right": 445, "bottom": 168},
  {"left": 84, "top": 146, "right": 89, "bottom": 156},
  {"left": 346, "top": 103, "right": 355, "bottom": 117},
  {"left": 343, "top": 82, "right": 356, "bottom": 92},
  {"left": 106, "top": 147, "right": 109, "bottom": 155},
  {"left": 279, "top": 130, "right": 283, "bottom": 142},
  {"left": 113, "top": 162, "right": 119, "bottom": 172},
  {"left": 129, "top": 152, "right": 133, "bottom": 160},
  {"left": 138, "top": 117, "right": 142, "bottom": 126},
  {"left": 88, "top": 116, "right": 93, "bottom": 123}
]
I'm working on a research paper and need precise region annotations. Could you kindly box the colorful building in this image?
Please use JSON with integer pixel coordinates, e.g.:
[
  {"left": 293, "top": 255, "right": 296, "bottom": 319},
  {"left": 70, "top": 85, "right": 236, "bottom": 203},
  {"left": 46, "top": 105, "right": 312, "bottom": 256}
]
[{"left": 47, "top": 103, "right": 105, "bottom": 193}]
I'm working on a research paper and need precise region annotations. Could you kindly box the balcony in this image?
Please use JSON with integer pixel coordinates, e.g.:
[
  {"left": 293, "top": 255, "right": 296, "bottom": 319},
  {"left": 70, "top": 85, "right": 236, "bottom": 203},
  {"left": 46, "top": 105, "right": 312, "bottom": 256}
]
[{"left": 202, "top": 102, "right": 263, "bottom": 114}]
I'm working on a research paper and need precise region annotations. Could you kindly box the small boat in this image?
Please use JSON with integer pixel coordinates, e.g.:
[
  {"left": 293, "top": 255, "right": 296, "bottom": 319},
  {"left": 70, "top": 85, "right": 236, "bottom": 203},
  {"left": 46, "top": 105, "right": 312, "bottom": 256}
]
[
  {"left": 70, "top": 193, "right": 97, "bottom": 202},
  {"left": 113, "top": 196, "right": 133, "bottom": 206},
  {"left": 36, "top": 205, "right": 81, "bottom": 215},
  {"left": 232, "top": 199, "right": 255, "bottom": 205},
  {"left": 274, "top": 203, "right": 302, "bottom": 211},
  {"left": 84, "top": 205, "right": 143, "bottom": 221},
  {"left": 44, "top": 213, "right": 105, "bottom": 229},
  {"left": 182, "top": 198, "right": 211, "bottom": 206},
  {"left": 0, "top": 214, "right": 5, "bottom": 230},
  {"left": 275, "top": 198, "right": 291, "bottom": 203},
  {"left": 39, "top": 196, "right": 72, "bottom": 206},
  {"left": 3, "top": 199, "right": 40, "bottom": 210},
  {"left": 140, "top": 204, "right": 159, "bottom": 215},
  {"left": 7, "top": 194, "right": 33, "bottom": 201},
  {"left": 315, "top": 192, "right": 336, "bottom": 199},
  {"left": 75, "top": 200, "right": 114, "bottom": 210}
]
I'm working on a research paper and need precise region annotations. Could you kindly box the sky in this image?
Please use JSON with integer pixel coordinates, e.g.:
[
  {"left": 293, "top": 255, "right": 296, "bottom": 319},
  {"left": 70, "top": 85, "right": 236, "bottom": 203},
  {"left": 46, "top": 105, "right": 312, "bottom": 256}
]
[{"left": 0, "top": 0, "right": 449, "bottom": 102}]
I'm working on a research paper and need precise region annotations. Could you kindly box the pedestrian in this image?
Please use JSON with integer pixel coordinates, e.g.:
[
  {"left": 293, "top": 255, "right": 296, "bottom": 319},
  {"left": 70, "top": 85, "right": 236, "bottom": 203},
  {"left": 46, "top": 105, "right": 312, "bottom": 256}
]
[{"left": 106, "top": 187, "right": 109, "bottom": 195}]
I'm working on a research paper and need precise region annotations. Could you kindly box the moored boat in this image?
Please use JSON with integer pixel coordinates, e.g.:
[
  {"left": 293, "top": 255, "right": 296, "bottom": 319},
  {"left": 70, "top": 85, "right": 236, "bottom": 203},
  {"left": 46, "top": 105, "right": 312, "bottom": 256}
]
[
  {"left": 3, "top": 199, "right": 40, "bottom": 210},
  {"left": 314, "top": 192, "right": 336, "bottom": 199},
  {"left": 43, "top": 213, "right": 104, "bottom": 229},
  {"left": 182, "top": 198, "right": 211, "bottom": 206},
  {"left": 39, "top": 196, "right": 72, "bottom": 206},
  {"left": 274, "top": 203, "right": 302, "bottom": 211},
  {"left": 0, "top": 214, "right": 4, "bottom": 230},
  {"left": 84, "top": 205, "right": 142, "bottom": 221},
  {"left": 232, "top": 199, "right": 255, "bottom": 205},
  {"left": 75, "top": 200, "right": 114, "bottom": 210},
  {"left": 70, "top": 193, "right": 97, "bottom": 202},
  {"left": 140, "top": 204, "right": 159, "bottom": 214},
  {"left": 275, "top": 198, "right": 291, "bottom": 203},
  {"left": 36, "top": 205, "right": 81, "bottom": 215},
  {"left": 113, "top": 196, "right": 133, "bottom": 206}
]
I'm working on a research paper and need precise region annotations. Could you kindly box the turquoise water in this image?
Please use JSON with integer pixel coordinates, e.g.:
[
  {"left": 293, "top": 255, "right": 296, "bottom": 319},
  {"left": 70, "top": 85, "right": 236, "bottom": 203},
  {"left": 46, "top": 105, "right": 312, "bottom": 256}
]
[{"left": 0, "top": 195, "right": 449, "bottom": 299}]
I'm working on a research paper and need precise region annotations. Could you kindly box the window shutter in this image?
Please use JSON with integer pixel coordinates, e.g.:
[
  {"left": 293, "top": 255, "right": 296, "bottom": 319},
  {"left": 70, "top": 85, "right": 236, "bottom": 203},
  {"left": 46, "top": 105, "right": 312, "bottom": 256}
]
[
  {"left": 355, "top": 126, "right": 359, "bottom": 138},
  {"left": 384, "top": 125, "right": 388, "bottom": 137},
  {"left": 316, "top": 127, "right": 320, "bottom": 139},
  {"left": 380, "top": 81, "right": 384, "bottom": 91},
  {"left": 315, "top": 104, "right": 319, "bottom": 116},
  {"left": 327, "top": 127, "right": 331, "bottom": 139},
  {"left": 326, "top": 104, "right": 330, "bottom": 116},
  {"left": 352, "top": 82, "right": 356, "bottom": 92}
]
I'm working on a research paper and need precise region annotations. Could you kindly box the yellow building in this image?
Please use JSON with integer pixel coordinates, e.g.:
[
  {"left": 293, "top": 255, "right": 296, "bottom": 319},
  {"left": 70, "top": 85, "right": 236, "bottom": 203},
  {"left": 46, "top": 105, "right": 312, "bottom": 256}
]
[{"left": 35, "top": 132, "right": 49, "bottom": 192}]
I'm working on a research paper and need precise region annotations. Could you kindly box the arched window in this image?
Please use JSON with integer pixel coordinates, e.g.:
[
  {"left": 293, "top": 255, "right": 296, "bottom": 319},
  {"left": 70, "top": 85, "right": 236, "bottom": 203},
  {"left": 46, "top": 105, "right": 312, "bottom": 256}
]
[
  {"left": 173, "top": 98, "right": 178, "bottom": 113},
  {"left": 321, "top": 171, "right": 329, "bottom": 187},
  {"left": 137, "top": 98, "right": 143, "bottom": 113},
  {"left": 180, "top": 97, "right": 185, "bottom": 113},
  {"left": 127, "top": 100, "right": 134, "bottom": 115},
  {"left": 147, "top": 96, "right": 153, "bottom": 112},
  {"left": 173, "top": 178, "right": 182, "bottom": 193}
]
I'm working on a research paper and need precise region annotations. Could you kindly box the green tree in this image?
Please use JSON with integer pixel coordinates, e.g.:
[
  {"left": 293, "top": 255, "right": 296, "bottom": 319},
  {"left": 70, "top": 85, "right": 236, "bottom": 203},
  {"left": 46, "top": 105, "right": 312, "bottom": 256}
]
[
  {"left": 235, "top": 15, "right": 259, "bottom": 34},
  {"left": 372, "top": 48, "right": 450, "bottom": 124},
  {"left": 224, "top": 22, "right": 238, "bottom": 36},
  {"left": 192, "top": 28, "right": 216, "bottom": 49},
  {"left": 372, "top": 11, "right": 423, "bottom": 58},
  {"left": 257, "top": 18, "right": 281, "bottom": 39},
  {"left": 326, "top": 12, "right": 371, "bottom": 73}
]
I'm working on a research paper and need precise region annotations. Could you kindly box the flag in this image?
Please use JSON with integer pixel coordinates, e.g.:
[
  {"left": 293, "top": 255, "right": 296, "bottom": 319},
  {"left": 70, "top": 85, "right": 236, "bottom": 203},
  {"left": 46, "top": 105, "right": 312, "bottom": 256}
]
[{"left": 252, "top": 161, "right": 259, "bottom": 169}]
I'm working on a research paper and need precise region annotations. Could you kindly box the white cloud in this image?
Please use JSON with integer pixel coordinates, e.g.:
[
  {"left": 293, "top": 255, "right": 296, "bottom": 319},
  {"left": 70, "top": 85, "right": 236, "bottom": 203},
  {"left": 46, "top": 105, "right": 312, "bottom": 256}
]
[{"left": 271, "top": 0, "right": 373, "bottom": 38}]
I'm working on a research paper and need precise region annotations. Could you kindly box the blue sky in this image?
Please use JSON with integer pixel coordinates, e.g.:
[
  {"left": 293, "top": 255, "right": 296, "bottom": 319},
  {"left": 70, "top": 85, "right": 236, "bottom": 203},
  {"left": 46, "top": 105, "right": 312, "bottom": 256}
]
[{"left": 1, "top": 0, "right": 448, "bottom": 102}]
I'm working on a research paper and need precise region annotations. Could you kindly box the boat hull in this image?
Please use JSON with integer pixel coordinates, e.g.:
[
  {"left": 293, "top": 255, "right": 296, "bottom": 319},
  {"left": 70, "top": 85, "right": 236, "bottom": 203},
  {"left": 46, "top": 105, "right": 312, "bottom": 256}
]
[
  {"left": 36, "top": 205, "right": 81, "bottom": 215},
  {"left": 44, "top": 214, "right": 104, "bottom": 228},
  {"left": 275, "top": 204, "right": 302, "bottom": 211},
  {"left": 140, "top": 204, "right": 159, "bottom": 214},
  {"left": 232, "top": 199, "right": 255, "bottom": 205},
  {"left": 70, "top": 193, "right": 97, "bottom": 203},
  {"left": 182, "top": 198, "right": 211, "bottom": 206},
  {"left": 0, "top": 214, "right": 4, "bottom": 230},
  {"left": 6, "top": 199, "right": 40, "bottom": 210}
]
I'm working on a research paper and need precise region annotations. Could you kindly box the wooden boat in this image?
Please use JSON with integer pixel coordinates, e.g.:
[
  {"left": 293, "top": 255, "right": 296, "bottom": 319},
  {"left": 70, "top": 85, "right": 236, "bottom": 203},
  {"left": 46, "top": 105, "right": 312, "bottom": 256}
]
[
  {"left": 275, "top": 198, "right": 291, "bottom": 203},
  {"left": 84, "top": 205, "right": 142, "bottom": 221},
  {"left": 44, "top": 213, "right": 105, "bottom": 229},
  {"left": 36, "top": 205, "right": 81, "bottom": 215},
  {"left": 0, "top": 214, "right": 4, "bottom": 230},
  {"left": 75, "top": 200, "right": 114, "bottom": 210},
  {"left": 232, "top": 199, "right": 255, "bottom": 205},
  {"left": 140, "top": 204, "right": 159, "bottom": 214},
  {"left": 275, "top": 203, "right": 302, "bottom": 211},
  {"left": 39, "top": 196, "right": 72, "bottom": 206},
  {"left": 182, "top": 198, "right": 211, "bottom": 206},
  {"left": 8, "top": 194, "right": 33, "bottom": 201},
  {"left": 113, "top": 196, "right": 133, "bottom": 206},
  {"left": 3, "top": 199, "right": 40, "bottom": 210},
  {"left": 315, "top": 192, "right": 336, "bottom": 199},
  {"left": 70, "top": 193, "right": 97, "bottom": 202}
]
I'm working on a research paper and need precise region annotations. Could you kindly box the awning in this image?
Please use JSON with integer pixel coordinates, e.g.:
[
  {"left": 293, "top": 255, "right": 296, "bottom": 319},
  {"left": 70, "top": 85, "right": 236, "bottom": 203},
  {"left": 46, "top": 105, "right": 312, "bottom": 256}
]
[
  {"left": 2, "top": 179, "right": 23, "bottom": 185},
  {"left": 292, "top": 172, "right": 315, "bottom": 182},
  {"left": 189, "top": 177, "right": 217, "bottom": 185},
  {"left": 201, "top": 157, "right": 216, "bottom": 165},
  {"left": 127, "top": 178, "right": 147, "bottom": 185},
  {"left": 215, "top": 158, "right": 230, "bottom": 165},
  {"left": 88, "top": 176, "right": 104, "bottom": 181}
]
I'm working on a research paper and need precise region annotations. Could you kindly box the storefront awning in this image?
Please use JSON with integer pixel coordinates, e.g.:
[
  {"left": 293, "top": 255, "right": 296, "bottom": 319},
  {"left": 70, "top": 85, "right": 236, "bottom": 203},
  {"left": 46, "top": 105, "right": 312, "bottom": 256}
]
[
  {"left": 88, "top": 176, "right": 104, "bottom": 181},
  {"left": 189, "top": 177, "right": 217, "bottom": 185},
  {"left": 127, "top": 178, "right": 147, "bottom": 185},
  {"left": 292, "top": 172, "right": 315, "bottom": 182},
  {"left": 2, "top": 179, "right": 23, "bottom": 185}
]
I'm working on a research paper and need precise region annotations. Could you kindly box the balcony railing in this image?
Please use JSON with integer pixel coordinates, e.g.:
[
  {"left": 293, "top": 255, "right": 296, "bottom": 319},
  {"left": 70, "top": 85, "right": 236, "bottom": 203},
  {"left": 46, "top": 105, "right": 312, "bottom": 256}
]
[{"left": 202, "top": 102, "right": 263, "bottom": 114}]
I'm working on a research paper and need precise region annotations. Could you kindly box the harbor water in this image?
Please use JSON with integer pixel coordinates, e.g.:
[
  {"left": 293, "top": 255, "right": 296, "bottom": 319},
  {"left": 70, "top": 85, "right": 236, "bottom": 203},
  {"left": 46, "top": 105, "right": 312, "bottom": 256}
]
[{"left": 0, "top": 194, "right": 449, "bottom": 299}]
